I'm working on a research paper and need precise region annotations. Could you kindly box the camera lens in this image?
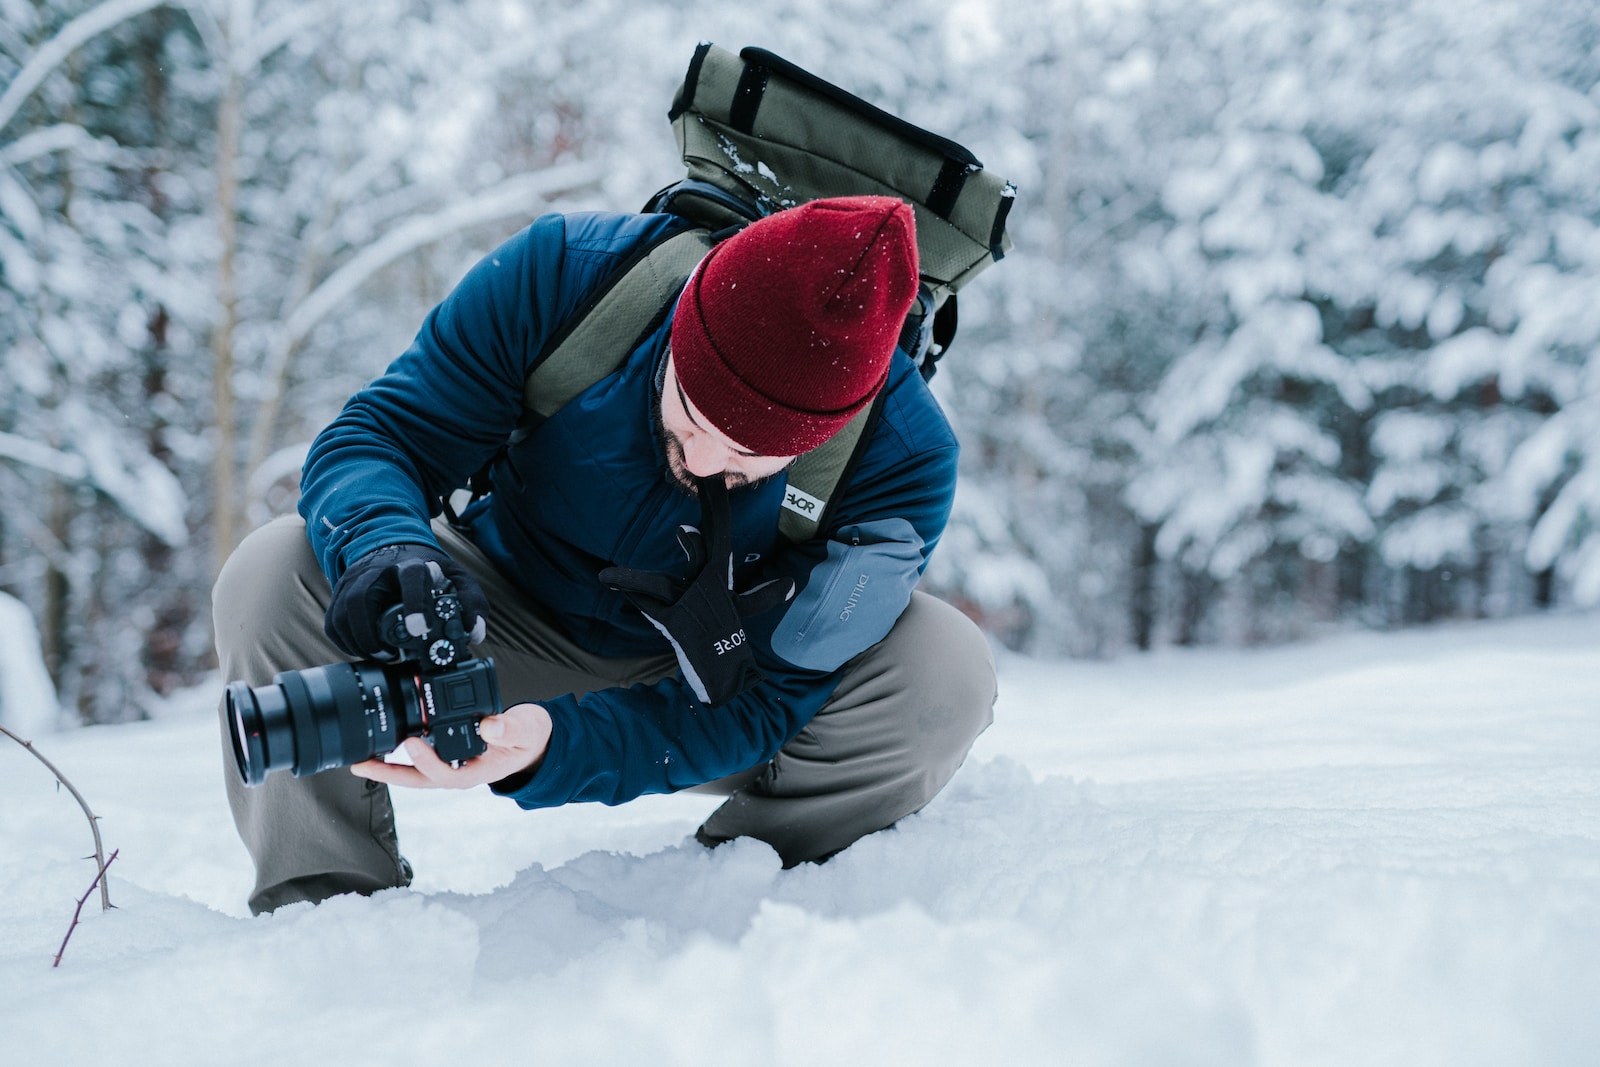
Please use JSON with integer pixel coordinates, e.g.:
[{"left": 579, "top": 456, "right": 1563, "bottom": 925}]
[
  {"left": 226, "top": 661, "right": 423, "bottom": 784},
  {"left": 225, "top": 658, "right": 501, "bottom": 785},
  {"left": 225, "top": 679, "right": 294, "bottom": 786}
]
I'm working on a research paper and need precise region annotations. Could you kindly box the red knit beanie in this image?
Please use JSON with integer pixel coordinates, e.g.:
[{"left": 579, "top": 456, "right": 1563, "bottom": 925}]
[{"left": 670, "top": 195, "right": 920, "bottom": 456}]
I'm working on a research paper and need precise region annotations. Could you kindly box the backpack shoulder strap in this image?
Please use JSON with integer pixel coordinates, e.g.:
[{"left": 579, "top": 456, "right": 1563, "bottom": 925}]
[
  {"left": 524, "top": 225, "right": 716, "bottom": 418},
  {"left": 777, "top": 396, "right": 880, "bottom": 543}
]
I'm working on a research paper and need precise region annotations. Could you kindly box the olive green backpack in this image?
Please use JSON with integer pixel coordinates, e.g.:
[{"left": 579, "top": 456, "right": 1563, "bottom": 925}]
[{"left": 493, "top": 43, "right": 1016, "bottom": 542}]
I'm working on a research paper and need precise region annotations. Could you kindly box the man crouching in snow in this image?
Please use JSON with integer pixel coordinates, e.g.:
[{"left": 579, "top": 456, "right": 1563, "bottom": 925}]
[{"left": 213, "top": 196, "right": 996, "bottom": 915}]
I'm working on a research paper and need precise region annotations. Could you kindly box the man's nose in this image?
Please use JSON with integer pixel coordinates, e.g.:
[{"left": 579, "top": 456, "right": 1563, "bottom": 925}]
[{"left": 680, "top": 432, "right": 727, "bottom": 477}]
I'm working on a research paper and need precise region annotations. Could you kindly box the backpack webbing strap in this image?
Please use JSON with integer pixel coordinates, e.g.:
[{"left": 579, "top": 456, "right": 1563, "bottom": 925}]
[
  {"left": 523, "top": 227, "right": 716, "bottom": 418},
  {"left": 777, "top": 395, "right": 881, "bottom": 543}
]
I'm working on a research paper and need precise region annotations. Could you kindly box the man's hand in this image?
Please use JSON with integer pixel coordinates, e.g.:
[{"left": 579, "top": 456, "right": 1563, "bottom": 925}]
[
  {"left": 325, "top": 543, "right": 490, "bottom": 662},
  {"left": 349, "top": 702, "right": 551, "bottom": 790}
]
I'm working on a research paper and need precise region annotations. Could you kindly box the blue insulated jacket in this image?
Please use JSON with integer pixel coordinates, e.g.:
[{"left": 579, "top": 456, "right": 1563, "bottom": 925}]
[{"left": 298, "top": 211, "right": 959, "bottom": 809}]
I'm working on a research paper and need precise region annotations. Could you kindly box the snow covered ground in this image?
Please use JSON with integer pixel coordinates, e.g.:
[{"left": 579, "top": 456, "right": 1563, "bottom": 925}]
[{"left": 3, "top": 611, "right": 1599, "bottom": 1065}]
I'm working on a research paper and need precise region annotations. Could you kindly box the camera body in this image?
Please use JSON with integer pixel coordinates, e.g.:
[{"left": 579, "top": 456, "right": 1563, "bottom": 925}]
[
  {"left": 378, "top": 591, "right": 470, "bottom": 668},
  {"left": 371, "top": 590, "right": 495, "bottom": 765},
  {"left": 226, "top": 581, "right": 502, "bottom": 786}
]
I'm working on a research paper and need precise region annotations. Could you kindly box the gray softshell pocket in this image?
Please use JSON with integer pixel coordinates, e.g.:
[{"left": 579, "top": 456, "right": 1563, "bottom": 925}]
[{"left": 769, "top": 518, "right": 925, "bottom": 672}]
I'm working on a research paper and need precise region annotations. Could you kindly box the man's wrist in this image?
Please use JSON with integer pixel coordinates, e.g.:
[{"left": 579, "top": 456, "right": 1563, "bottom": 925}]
[{"left": 489, "top": 763, "right": 540, "bottom": 795}]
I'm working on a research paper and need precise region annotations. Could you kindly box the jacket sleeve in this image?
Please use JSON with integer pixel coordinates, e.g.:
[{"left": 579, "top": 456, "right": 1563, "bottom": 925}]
[
  {"left": 297, "top": 212, "right": 678, "bottom": 581},
  {"left": 493, "top": 367, "right": 960, "bottom": 807}
]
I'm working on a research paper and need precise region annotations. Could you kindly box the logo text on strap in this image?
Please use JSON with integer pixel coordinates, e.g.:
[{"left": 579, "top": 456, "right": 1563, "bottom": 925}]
[{"left": 782, "top": 485, "right": 825, "bottom": 519}]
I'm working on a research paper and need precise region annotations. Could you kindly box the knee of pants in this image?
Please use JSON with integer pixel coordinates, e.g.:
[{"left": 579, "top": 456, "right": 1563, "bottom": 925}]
[
  {"left": 924, "top": 596, "right": 998, "bottom": 735},
  {"left": 867, "top": 592, "right": 997, "bottom": 759},
  {"left": 212, "top": 516, "right": 328, "bottom": 667}
]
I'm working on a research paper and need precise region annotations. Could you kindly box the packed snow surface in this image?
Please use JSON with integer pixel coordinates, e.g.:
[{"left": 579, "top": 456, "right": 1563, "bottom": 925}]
[{"left": 3, "top": 612, "right": 1599, "bottom": 1065}]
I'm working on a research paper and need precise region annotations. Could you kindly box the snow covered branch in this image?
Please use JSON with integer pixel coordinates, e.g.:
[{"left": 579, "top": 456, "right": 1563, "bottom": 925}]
[
  {"left": 240, "top": 162, "right": 603, "bottom": 487},
  {"left": 0, "top": 424, "right": 187, "bottom": 548},
  {"left": 0, "top": 431, "right": 88, "bottom": 481},
  {"left": 0, "top": 124, "right": 104, "bottom": 168},
  {"left": 280, "top": 163, "right": 602, "bottom": 348},
  {"left": 0, "top": 0, "right": 176, "bottom": 137}
]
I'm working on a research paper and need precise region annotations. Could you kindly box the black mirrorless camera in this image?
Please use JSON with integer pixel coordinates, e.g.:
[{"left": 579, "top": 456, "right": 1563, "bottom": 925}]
[{"left": 225, "top": 579, "right": 502, "bottom": 786}]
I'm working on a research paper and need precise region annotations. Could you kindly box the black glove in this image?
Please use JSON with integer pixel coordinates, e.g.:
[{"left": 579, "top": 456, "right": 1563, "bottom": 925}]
[
  {"left": 325, "top": 543, "right": 490, "bottom": 662},
  {"left": 599, "top": 476, "right": 794, "bottom": 705}
]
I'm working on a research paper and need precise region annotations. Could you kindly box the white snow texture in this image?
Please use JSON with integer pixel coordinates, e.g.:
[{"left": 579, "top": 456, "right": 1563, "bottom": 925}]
[{"left": 3, "top": 611, "right": 1598, "bottom": 1065}]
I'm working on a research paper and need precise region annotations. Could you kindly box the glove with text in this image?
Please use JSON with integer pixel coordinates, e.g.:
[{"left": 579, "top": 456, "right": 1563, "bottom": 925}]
[
  {"left": 599, "top": 476, "right": 794, "bottom": 705},
  {"left": 325, "top": 543, "right": 490, "bottom": 664}
]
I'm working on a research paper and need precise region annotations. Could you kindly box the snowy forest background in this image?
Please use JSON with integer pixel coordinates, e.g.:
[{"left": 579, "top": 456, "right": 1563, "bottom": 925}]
[{"left": 3, "top": 0, "right": 1600, "bottom": 726}]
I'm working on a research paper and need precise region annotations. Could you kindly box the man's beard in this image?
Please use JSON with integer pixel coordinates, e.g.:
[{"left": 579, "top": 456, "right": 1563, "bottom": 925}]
[
  {"left": 660, "top": 429, "right": 767, "bottom": 495},
  {"left": 654, "top": 402, "right": 790, "bottom": 496}
]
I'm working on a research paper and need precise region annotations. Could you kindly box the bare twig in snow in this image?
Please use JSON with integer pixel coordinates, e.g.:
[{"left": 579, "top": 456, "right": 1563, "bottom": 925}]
[
  {"left": 54, "top": 850, "right": 119, "bottom": 968},
  {"left": 0, "top": 725, "right": 113, "bottom": 910}
]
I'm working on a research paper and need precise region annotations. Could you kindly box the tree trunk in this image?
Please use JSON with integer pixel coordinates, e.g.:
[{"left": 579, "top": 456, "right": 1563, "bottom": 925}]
[
  {"left": 1130, "top": 522, "right": 1159, "bottom": 650},
  {"left": 1175, "top": 567, "right": 1213, "bottom": 647},
  {"left": 212, "top": 62, "right": 242, "bottom": 576},
  {"left": 42, "top": 481, "right": 69, "bottom": 689}
]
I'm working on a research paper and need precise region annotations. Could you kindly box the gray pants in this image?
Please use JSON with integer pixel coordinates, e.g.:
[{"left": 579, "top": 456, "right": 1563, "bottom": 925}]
[{"left": 215, "top": 516, "right": 996, "bottom": 914}]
